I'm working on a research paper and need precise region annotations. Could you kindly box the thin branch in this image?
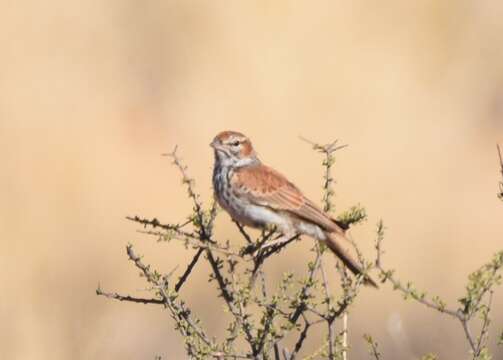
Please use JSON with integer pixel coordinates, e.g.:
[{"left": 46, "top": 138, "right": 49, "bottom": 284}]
[
  {"left": 299, "top": 136, "right": 348, "bottom": 214},
  {"left": 328, "top": 276, "right": 364, "bottom": 322},
  {"left": 318, "top": 252, "right": 336, "bottom": 359},
  {"left": 363, "top": 334, "right": 381, "bottom": 360},
  {"left": 234, "top": 221, "right": 253, "bottom": 244},
  {"left": 274, "top": 344, "right": 281, "bottom": 360},
  {"left": 342, "top": 313, "right": 348, "bottom": 360},
  {"left": 290, "top": 315, "right": 311, "bottom": 358},
  {"left": 374, "top": 226, "right": 460, "bottom": 319},
  {"left": 175, "top": 248, "right": 205, "bottom": 292},
  {"left": 473, "top": 291, "right": 493, "bottom": 357},
  {"left": 255, "top": 302, "right": 278, "bottom": 355},
  {"left": 210, "top": 352, "right": 251, "bottom": 360},
  {"left": 289, "top": 252, "right": 322, "bottom": 324},
  {"left": 498, "top": 144, "right": 503, "bottom": 200},
  {"left": 139, "top": 229, "right": 244, "bottom": 258},
  {"left": 207, "top": 199, "right": 219, "bottom": 233},
  {"left": 282, "top": 348, "right": 291, "bottom": 360},
  {"left": 126, "top": 215, "right": 198, "bottom": 240},
  {"left": 206, "top": 250, "right": 236, "bottom": 304},
  {"left": 497, "top": 144, "right": 503, "bottom": 177},
  {"left": 382, "top": 272, "right": 458, "bottom": 317},
  {"left": 299, "top": 136, "right": 349, "bottom": 154},
  {"left": 305, "top": 304, "right": 328, "bottom": 320},
  {"left": 302, "top": 340, "right": 330, "bottom": 360},
  {"left": 126, "top": 244, "right": 158, "bottom": 284},
  {"left": 461, "top": 318, "right": 477, "bottom": 353},
  {"left": 96, "top": 287, "right": 164, "bottom": 305},
  {"left": 374, "top": 221, "right": 384, "bottom": 269}
]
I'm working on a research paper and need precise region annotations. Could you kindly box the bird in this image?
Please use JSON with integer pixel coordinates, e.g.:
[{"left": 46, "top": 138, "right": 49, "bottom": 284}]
[{"left": 210, "top": 130, "right": 377, "bottom": 287}]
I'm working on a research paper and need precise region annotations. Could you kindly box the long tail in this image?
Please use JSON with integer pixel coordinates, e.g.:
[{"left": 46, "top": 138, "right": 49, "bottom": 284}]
[{"left": 325, "top": 232, "right": 378, "bottom": 288}]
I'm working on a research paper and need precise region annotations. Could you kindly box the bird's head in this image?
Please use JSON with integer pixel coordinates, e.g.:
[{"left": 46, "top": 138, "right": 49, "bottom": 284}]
[{"left": 210, "top": 131, "right": 258, "bottom": 167}]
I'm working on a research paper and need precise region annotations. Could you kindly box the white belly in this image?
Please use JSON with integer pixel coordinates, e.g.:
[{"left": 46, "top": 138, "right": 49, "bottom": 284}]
[{"left": 242, "top": 204, "right": 292, "bottom": 229}]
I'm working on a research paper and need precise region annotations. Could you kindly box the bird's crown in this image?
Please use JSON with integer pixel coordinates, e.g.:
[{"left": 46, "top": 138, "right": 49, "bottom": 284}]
[{"left": 211, "top": 130, "right": 256, "bottom": 162}]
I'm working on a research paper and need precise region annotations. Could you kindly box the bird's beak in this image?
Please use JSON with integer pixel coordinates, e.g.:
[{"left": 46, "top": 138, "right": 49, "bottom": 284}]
[{"left": 210, "top": 139, "right": 219, "bottom": 149}]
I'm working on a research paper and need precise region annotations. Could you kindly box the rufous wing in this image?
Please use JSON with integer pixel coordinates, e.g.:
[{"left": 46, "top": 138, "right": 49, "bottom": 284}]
[{"left": 230, "top": 164, "right": 345, "bottom": 235}]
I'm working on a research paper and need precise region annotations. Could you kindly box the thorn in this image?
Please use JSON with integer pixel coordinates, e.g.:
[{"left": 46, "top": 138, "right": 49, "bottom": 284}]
[{"left": 161, "top": 145, "right": 178, "bottom": 157}]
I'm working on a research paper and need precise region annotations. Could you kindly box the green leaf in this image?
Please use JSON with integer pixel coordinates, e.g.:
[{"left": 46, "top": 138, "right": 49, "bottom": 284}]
[
  {"left": 420, "top": 353, "right": 438, "bottom": 360},
  {"left": 336, "top": 205, "right": 367, "bottom": 227}
]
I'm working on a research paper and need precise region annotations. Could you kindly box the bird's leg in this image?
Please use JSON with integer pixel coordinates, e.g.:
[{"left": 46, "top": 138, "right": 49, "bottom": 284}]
[
  {"left": 241, "top": 227, "right": 297, "bottom": 256},
  {"left": 260, "top": 231, "right": 297, "bottom": 250}
]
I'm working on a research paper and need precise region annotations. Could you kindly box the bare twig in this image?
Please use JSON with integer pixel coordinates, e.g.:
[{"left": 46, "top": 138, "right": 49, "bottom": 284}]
[
  {"left": 498, "top": 144, "right": 503, "bottom": 175},
  {"left": 175, "top": 248, "right": 205, "bottom": 292},
  {"left": 139, "top": 229, "right": 244, "bottom": 258},
  {"left": 498, "top": 144, "right": 503, "bottom": 200},
  {"left": 210, "top": 352, "right": 250, "bottom": 359},
  {"left": 374, "top": 226, "right": 459, "bottom": 318},
  {"left": 461, "top": 318, "right": 477, "bottom": 353},
  {"left": 126, "top": 215, "right": 198, "bottom": 240},
  {"left": 473, "top": 291, "right": 493, "bottom": 357},
  {"left": 96, "top": 287, "right": 164, "bottom": 305},
  {"left": 274, "top": 343, "right": 281, "bottom": 360},
  {"left": 282, "top": 348, "right": 291, "bottom": 360},
  {"left": 363, "top": 334, "right": 381, "bottom": 360},
  {"left": 234, "top": 221, "right": 253, "bottom": 244},
  {"left": 299, "top": 136, "right": 347, "bottom": 214},
  {"left": 290, "top": 315, "right": 311, "bottom": 358},
  {"left": 289, "top": 252, "right": 322, "bottom": 324}
]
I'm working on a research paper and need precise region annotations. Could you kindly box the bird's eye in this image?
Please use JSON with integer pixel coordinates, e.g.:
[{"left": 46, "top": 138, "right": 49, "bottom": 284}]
[{"left": 231, "top": 141, "right": 240, "bottom": 147}]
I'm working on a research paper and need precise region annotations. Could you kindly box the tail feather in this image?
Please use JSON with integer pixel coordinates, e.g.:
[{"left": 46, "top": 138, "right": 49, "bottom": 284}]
[{"left": 325, "top": 232, "right": 378, "bottom": 288}]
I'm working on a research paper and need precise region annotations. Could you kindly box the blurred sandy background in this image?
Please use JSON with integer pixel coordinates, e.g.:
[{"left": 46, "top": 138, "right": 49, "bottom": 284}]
[{"left": 1, "top": 1, "right": 503, "bottom": 359}]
